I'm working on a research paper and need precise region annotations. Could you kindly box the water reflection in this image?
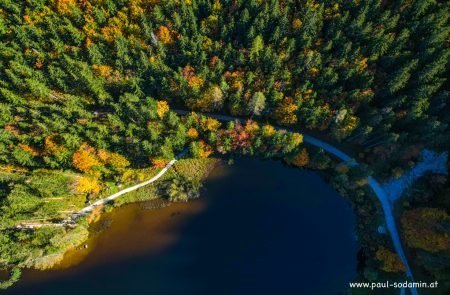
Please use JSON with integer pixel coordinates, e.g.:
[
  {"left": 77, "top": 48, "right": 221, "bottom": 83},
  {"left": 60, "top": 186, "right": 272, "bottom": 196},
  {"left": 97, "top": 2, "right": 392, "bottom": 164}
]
[{"left": 7, "top": 158, "right": 357, "bottom": 295}]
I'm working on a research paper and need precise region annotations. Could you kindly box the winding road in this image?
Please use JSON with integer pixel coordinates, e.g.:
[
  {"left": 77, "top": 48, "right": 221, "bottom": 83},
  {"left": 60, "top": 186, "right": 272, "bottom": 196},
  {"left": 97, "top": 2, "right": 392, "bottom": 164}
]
[
  {"left": 174, "top": 110, "right": 419, "bottom": 295},
  {"left": 23, "top": 110, "right": 423, "bottom": 294}
]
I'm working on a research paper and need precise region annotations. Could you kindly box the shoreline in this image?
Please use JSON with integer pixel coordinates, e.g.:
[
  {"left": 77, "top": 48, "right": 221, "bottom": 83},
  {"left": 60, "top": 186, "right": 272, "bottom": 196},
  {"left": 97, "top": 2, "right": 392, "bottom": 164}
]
[{"left": 29, "top": 158, "right": 221, "bottom": 272}]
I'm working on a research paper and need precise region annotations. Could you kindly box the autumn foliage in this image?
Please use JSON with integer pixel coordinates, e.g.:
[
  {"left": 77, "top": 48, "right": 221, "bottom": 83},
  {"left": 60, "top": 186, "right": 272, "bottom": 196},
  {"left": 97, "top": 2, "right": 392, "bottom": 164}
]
[
  {"left": 292, "top": 18, "right": 302, "bottom": 30},
  {"left": 156, "top": 100, "right": 170, "bottom": 119},
  {"left": 72, "top": 144, "right": 100, "bottom": 172},
  {"left": 55, "top": 0, "right": 77, "bottom": 14},
  {"left": 181, "top": 65, "right": 204, "bottom": 90},
  {"left": 0, "top": 0, "right": 449, "bottom": 287},
  {"left": 86, "top": 204, "right": 104, "bottom": 224},
  {"left": 92, "top": 64, "right": 113, "bottom": 78},
  {"left": 274, "top": 97, "right": 298, "bottom": 125},
  {"left": 261, "top": 124, "right": 276, "bottom": 137},
  {"left": 98, "top": 150, "right": 130, "bottom": 168},
  {"left": 190, "top": 114, "right": 304, "bottom": 156},
  {"left": 44, "top": 135, "right": 67, "bottom": 155},
  {"left": 72, "top": 144, "right": 129, "bottom": 172},
  {"left": 198, "top": 141, "right": 213, "bottom": 158},
  {"left": 151, "top": 158, "right": 169, "bottom": 168},
  {"left": 187, "top": 128, "right": 199, "bottom": 139},
  {"left": 156, "top": 25, "right": 174, "bottom": 45},
  {"left": 75, "top": 176, "right": 101, "bottom": 194},
  {"left": 401, "top": 208, "right": 450, "bottom": 252},
  {"left": 229, "top": 122, "right": 252, "bottom": 151},
  {"left": 188, "top": 85, "right": 224, "bottom": 111},
  {"left": 375, "top": 247, "right": 406, "bottom": 273},
  {"left": 199, "top": 117, "right": 221, "bottom": 132},
  {"left": 287, "top": 148, "right": 309, "bottom": 167},
  {"left": 18, "top": 143, "right": 40, "bottom": 156}
]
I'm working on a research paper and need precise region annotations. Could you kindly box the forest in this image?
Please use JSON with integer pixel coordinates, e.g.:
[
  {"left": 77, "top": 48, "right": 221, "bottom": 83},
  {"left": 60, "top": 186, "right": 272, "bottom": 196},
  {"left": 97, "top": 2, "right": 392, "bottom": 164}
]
[{"left": 0, "top": 0, "right": 449, "bottom": 292}]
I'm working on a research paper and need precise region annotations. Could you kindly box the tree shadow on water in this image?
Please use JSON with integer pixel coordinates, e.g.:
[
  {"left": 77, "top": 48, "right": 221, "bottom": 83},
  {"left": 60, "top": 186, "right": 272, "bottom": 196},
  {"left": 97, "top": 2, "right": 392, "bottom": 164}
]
[{"left": 8, "top": 158, "right": 358, "bottom": 295}]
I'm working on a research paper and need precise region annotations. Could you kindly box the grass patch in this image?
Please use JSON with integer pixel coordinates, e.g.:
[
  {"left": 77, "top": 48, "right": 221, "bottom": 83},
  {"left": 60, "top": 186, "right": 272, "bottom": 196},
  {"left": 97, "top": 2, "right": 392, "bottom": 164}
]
[
  {"left": 113, "top": 157, "right": 219, "bottom": 207},
  {"left": 173, "top": 158, "right": 220, "bottom": 182}
]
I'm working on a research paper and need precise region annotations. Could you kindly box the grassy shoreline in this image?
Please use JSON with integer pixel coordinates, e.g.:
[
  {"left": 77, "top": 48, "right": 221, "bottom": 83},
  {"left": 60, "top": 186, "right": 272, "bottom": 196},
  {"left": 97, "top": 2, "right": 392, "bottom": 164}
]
[
  {"left": 50, "top": 157, "right": 221, "bottom": 269},
  {"left": 0, "top": 152, "right": 446, "bottom": 292},
  {"left": 0, "top": 157, "right": 220, "bottom": 287}
]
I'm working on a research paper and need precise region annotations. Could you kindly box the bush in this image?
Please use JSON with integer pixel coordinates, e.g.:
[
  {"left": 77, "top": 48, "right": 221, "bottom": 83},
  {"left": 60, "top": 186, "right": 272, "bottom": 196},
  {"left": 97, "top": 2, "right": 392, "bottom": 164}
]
[{"left": 0, "top": 268, "right": 21, "bottom": 290}]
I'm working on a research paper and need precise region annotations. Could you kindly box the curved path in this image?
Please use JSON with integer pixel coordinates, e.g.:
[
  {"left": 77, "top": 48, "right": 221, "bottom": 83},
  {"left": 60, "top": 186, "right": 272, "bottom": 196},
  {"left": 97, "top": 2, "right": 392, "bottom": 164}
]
[
  {"left": 13, "top": 156, "right": 183, "bottom": 229},
  {"left": 71, "top": 159, "right": 178, "bottom": 218},
  {"left": 174, "top": 110, "right": 418, "bottom": 295},
  {"left": 19, "top": 110, "right": 419, "bottom": 294},
  {"left": 67, "top": 151, "right": 187, "bottom": 222}
]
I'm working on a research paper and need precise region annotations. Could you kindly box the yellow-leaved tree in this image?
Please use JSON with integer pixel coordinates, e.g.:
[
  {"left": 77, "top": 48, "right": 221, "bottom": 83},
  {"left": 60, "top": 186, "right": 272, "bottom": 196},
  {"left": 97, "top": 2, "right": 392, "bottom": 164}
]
[
  {"left": 73, "top": 144, "right": 130, "bottom": 173},
  {"left": 74, "top": 176, "right": 101, "bottom": 194},
  {"left": 274, "top": 97, "right": 298, "bottom": 125},
  {"left": 55, "top": 0, "right": 77, "bottom": 15},
  {"left": 157, "top": 100, "right": 170, "bottom": 119},
  {"left": 72, "top": 144, "right": 100, "bottom": 172}
]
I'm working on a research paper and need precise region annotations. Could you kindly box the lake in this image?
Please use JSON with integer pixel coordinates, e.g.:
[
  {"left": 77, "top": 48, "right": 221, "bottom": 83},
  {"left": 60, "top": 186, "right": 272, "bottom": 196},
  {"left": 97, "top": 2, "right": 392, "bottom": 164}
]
[{"left": 6, "top": 158, "right": 357, "bottom": 294}]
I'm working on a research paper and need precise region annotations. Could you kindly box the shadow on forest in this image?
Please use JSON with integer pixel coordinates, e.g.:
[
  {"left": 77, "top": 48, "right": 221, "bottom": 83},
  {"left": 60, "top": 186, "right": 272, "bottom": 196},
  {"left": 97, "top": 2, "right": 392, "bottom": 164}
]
[{"left": 7, "top": 158, "right": 358, "bottom": 295}]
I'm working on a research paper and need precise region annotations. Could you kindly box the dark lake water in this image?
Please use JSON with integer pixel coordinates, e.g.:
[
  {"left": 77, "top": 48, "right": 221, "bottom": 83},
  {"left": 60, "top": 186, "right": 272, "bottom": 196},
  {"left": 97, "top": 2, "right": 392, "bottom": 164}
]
[{"left": 6, "top": 158, "right": 357, "bottom": 295}]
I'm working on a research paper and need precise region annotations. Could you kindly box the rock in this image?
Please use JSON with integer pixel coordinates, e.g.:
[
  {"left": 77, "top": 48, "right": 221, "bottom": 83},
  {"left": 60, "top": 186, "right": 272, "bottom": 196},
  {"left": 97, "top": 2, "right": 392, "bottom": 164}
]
[{"left": 377, "top": 226, "right": 386, "bottom": 234}]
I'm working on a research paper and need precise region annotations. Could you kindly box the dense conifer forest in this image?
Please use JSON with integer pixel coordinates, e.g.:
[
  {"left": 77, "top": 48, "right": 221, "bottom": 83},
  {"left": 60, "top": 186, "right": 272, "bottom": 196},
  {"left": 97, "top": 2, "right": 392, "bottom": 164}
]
[{"left": 0, "top": 0, "right": 449, "bottom": 292}]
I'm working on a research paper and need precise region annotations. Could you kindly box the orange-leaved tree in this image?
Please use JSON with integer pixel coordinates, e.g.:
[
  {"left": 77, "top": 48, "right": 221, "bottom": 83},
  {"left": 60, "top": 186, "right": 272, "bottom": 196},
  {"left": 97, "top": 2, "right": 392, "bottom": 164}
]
[
  {"left": 156, "top": 25, "right": 174, "bottom": 45},
  {"left": 151, "top": 158, "right": 169, "bottom": 168},
  {"left": 375, "top": 247, "right": 406, "bottom": 273},
  {"left": 72, "top": 144, "right": 100, "bottom": 172},
  {"left": 287, "top": 148, "right": 310, "bottom": 167},
  {"left": 187, "top": 128, "right": 199, "bottom": 139},
  {"left": 199, "top": 141, "right": 213, "bottom": 158}
]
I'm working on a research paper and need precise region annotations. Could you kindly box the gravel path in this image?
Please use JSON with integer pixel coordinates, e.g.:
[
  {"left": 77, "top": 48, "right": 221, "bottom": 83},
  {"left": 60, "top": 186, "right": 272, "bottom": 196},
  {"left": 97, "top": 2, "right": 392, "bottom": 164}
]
[{"left": 174, "top": 110, "right": 422, "bottom": 295}]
